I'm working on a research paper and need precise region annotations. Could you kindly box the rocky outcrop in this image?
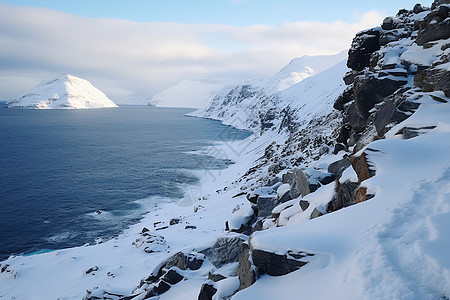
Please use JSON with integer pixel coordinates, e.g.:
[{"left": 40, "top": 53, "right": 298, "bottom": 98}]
[
  {"left": 199, "top": 236, "right": 244, "bottom": 268},
  {"left": 250, "top": 247, "right": 313, "bottom": 276}
]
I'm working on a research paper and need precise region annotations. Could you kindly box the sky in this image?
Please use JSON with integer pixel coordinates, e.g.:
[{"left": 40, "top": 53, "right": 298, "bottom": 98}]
[{"left": 0, "top": 0, "right": 424, "bottom": 104}]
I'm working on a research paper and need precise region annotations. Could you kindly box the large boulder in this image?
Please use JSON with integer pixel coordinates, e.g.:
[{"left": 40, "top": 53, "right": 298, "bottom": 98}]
[
  {"left": 255, "top": 196, "right": 279, "bottom": 218},
  {"left": 347, "top": 29, "right": 381, "bottom": 71},
  {"left": 234, "top": 243, "right": 256, "bottom": 291},
  {"left": 417, "top": 67, "right": 450, "bottom": 97},
  {"left": 327, "top": 181, "right": 359, "bottom": 212},
  {"left": 199, "top": 237, "right": 244, "bottom": 268},
  {"left": 327, "top": 157, "right": 351, "bottom": 177},
  {"left": 290, "top": 169, "right": 310, "bottom": 199},
  {"left": 250, "top": 247, "right": 313, "bottom": 276},
  {"left": 198, "top": 282, "right": 217, "bottom": 300},
  {"left": 416, "top": 18, "right": 450, "bottom": 46}
]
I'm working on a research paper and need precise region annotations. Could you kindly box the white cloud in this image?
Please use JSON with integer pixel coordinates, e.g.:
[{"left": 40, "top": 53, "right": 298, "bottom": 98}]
[{"left": 0, "top": 4, "right": 383, "bottom": 104}]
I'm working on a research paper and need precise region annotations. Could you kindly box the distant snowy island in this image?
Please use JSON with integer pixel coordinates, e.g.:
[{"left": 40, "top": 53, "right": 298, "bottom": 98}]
[{"left": 4, "top": 73, "right": 118, "bottom": 109}]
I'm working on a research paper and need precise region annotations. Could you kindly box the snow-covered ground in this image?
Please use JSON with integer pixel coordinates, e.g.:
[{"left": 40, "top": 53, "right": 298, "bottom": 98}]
[{"left": 4, "top": 73, "right": 118, "bottom": 109}]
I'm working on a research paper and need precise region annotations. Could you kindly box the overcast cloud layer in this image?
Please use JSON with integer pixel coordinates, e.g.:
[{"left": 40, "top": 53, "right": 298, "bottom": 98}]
[{"left": 0, "top": 4, "right": 383, "bottom": 104}]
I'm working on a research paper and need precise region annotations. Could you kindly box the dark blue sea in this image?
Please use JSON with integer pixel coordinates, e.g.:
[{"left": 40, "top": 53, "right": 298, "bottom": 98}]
[{"left": 0, "top": 104, "right": 250, "bottom": 261}]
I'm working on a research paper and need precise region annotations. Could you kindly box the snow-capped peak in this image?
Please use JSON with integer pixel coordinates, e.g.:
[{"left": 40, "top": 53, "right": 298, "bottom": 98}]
[{"left": 4, "top": 73, "right": 118, "bottom": 109}]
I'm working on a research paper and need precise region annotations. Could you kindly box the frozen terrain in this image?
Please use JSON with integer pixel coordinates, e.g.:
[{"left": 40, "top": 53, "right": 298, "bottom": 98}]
[
  {"left": 1, "top": 1, "right": 450, "bottom": 299},
  {"left": 4, "top": 73, "right": 118, "bottom": 109}
]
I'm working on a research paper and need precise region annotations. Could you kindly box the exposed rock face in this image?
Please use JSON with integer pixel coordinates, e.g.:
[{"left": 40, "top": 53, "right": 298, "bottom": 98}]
[
  {"left": 250, "top": 248, "right": 312, "bottom": 276},
  {"left": 198, "top": 282, "right": 217, "bottom": 300},
  {"left": 351, "top": 153, "right": 375, "bottom": 184},
  {"left": 347, "top": 29, "right": 381, "bottom": 71},
  {"left": 199, "top": 236, "right": 244, "bottom": 268},
  {"left": 328, "top": 181, "right": 359, "bottom": 212},
  {"left": 234, "top": 243, "right": 256, "bottom": 291}
]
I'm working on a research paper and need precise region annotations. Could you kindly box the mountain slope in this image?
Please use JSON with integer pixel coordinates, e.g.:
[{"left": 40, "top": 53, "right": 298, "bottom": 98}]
[
  {"left": 148, "top": 79, "right": 230, "bottom": 109},
  {"left": 4, "top": 73, "right": 118, "bottom": 109}
]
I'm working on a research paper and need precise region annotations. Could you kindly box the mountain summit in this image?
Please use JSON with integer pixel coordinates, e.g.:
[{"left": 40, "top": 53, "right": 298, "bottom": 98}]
[{"left": 4, "top": 73, "right": 118, "bottom": 109}]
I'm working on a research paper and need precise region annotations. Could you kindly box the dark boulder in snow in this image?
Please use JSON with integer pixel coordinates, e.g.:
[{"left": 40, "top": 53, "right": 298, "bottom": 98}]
[
  {"left": 255, "top": 196, "right": 279, "bottom": 218},
  {"left": 250, "top": 247, "right": 313, "bottom": 276},
  {"left": 198, "top": 282, "right": 218, "bottom": 300},
  {"left": 328, "top": 157, "right": 351, "bottom": 177},
  {"left": 347, "top": 29, "right": 381, "bottom": 71},
  {"left": 328, "top": 181, "right": 359, "bottom": 212},
  {"left": 199, "top": 236, "right": 244, "bottom": 268},
  {"left": 416, "top": 18, "right": 450, "bottom": 46}
]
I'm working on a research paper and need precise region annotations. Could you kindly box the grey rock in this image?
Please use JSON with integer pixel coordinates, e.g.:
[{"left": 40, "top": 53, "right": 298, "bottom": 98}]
[
  {"left": 290, "top": 169, "right": 310, "bottom": 199},
  {"left": 413, "top": 3, "right": 425, "bottom": 14},
  {"left": 170, "top": 218, "right": 180, "bottom": 226},
  {"left": 199, "top": 237, "right": 244, "bottom": 268},
  {"left": 327, "top": 181, "right": 359, "bottom": 212},
  {"left": 198, "top": 282, "right": 217, "bottom": 300},
  {"left": 299, "top": 200, "right": 310, "bottom": 211},
  {"left": 382, "top": 16, "right": 397, "bottom": 30},
  {"left": 250, "top": 248, "right": 312, "bottom": 276},
  {"left": 256, "top": 196, "right": 279, "bottom": 218},
  {"left": 310, "top": 207, "right": 324, "bottom": 219},
  {"left": 234, "top": 243, "right": 256, "bottom": 291},
  {"left": 208, "top": 272, "right": 227, "bottom": 282},
  {"left": 328, "top": 157, "right": 351, "bottom": 177},
  {"left": 416, "top": 18, "right": 450, "bottom": 46},
  {"left": 347, "top": 29, "right": 381, "bottom": 71},
  {"left": 333, "top": 143, "right": 347, "bottom": 155},
  {"left": 162, "top": 269, "right": 184, "bottom": 285}
]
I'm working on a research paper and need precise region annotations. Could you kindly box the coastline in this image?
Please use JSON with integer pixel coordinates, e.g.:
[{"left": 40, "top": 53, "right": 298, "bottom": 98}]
[{"left": 0, "top": 128, "right": 256, "bottom": 299}]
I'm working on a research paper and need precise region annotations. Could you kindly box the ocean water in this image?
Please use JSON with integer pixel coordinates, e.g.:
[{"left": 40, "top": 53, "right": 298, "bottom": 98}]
[{"left": 0, "top": 104, "right": 250, "bottom": 261}]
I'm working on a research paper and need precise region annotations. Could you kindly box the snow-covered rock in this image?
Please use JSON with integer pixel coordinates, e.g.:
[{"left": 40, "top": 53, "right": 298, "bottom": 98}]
[
  {"left": 148, "top": 79, "right": 231, "bottom": 109},
  {"left": 4, "top": 73, "right": 117, "bottom": 109}
]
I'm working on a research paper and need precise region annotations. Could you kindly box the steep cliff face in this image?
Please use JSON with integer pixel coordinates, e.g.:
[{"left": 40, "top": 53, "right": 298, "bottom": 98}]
[{"left": 334, "top": 0, "right": 450, "bottom": 152}]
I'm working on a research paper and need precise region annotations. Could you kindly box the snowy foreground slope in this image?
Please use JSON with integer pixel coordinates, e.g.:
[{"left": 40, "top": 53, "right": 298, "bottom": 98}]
[
  {"left": 1, "top": 1, "right": 450, "bottom": 299},
  {"left": 4, "top": 73, "right": 118, "bottom": 109}
]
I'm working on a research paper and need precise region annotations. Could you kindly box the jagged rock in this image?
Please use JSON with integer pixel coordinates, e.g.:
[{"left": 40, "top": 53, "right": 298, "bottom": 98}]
[
  {"left": 334, "top": 87, "right": 354, "bottom": 111},
  {"left": 199, "top": 236, "right": 244, "bottom": 268},
  {"left": 398, "top": 125, "right": 437, "bottom": 139},
  {"left": 290, "top": 169, "right": 310, "bottom": 198},
  {"left": 161, "top": 269, "right": 184, "bottom": 285},
  {"left": 353, "top": 75, "right": 406, "bottom": 121},
  {"left": 343, "top": 71, "right": 358, "bottom": 85},
  {"left": 310, "top": 207, "right": 325, "bottom": 219},
  {"left": 255, "top": 196, "right": 278, "bottom": 218},
  {"left": 299, "top": 200, "right": 310, "bottom": 211},
  {"left": 432, "top": 0, "right": 450, "bottom": 9},
  {"left": 328, "top": 157, "right": 351, "bottom": 177},
  {"left": 250, "top": 247, "right": 312, "bottom": 276},
  {"left": 382, "top": 16, "right": 398, "bottom": 30},
  {"left": 354, "top": 186, "right": 375, "bottom": 204},
  {"left": 333, "top": 143, "right": 347, "bottom": 154},
  {"left": 417, "top": 68, "right": 450, "bottom": 97},
  {"left": 158, "top": 251, "right": 204, "bottom": 274},
  {"left": 198, "top": 282, "right": 217, "bottom": 300},
  {"left": 170, "top": 218, "right": 180, "bottom": 225},
  {"left": 328, "top": 181, "right": 359, "bottom": 212},
  {"left": 351, "top": 153, "right": 374, "bottom": 184},
  {"left": 234, "top": 243, "right": 256, "bottom": 291},
  {"left": 416, "top": 18, "right": 450, "bottom": 46},
  {"left": 347, "top": 29, "right": 381, "bottom": 71},
  {"left": 208, "top": 272, "right": 227, "bottom": 282},
  {"left": 414, "top": 3, "right": 425, "bottom": 14}
]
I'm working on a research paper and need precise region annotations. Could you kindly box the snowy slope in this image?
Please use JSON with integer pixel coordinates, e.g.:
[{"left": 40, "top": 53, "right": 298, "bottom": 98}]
[
  {"left": 4, "top": 73, "right": 118, "bottom": 109},
  {"left": 149, "top": 79, "right": 231, "bottom": 109},
  {"left": 190, "top": 52, "right": 348, "bottom": 132}
]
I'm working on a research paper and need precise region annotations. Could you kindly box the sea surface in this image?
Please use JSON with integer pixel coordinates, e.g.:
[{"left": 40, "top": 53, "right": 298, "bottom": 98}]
[{"left": 0, "top": 104, "right": 250, "bottom": 261}]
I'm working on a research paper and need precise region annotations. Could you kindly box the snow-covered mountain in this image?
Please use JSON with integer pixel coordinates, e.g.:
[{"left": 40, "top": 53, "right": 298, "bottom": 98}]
[
  {"left": 4, "top": 73, "right": 118, "bottom": 109},
  {"left": 148, "top": 79, "right": 231, "bottom": 109},
  {"left": 191, "top": 51, "right": 348, "bottom": 133}
]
